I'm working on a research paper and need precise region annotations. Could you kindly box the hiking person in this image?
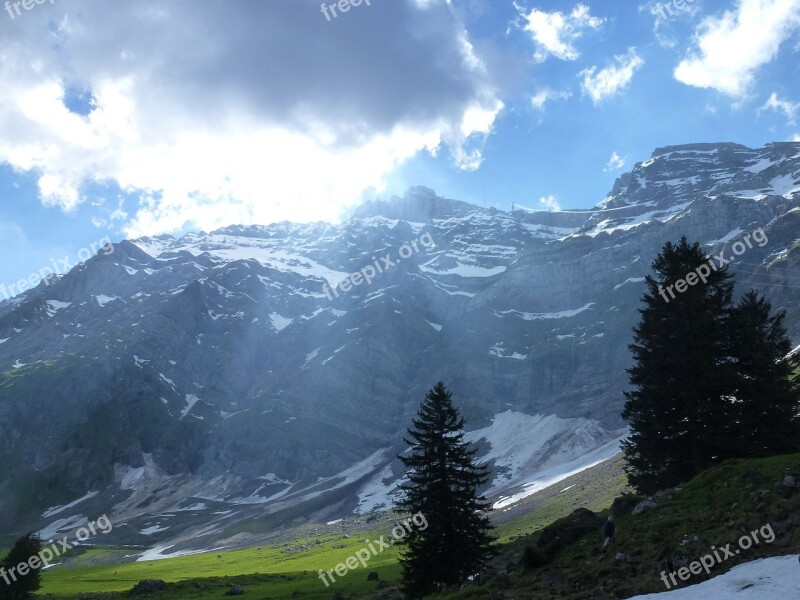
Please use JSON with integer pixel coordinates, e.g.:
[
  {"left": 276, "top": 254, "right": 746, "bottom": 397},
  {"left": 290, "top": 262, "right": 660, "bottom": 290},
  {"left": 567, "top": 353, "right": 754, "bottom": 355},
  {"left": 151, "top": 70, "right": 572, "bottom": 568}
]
[{"left": 603, "top": 515, "right": 616, "bottom": 548}]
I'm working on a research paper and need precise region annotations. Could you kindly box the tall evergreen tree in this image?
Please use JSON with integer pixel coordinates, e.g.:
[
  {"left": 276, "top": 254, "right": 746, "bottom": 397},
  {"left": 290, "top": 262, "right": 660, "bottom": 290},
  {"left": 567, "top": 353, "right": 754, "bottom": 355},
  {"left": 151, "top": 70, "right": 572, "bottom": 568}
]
[
  {"left": 726, "top": 289, "right": 800, "bottom": 457},
  {"left": 396, "top": 382, "right": 495, "bottom": 599},
  {"left": 622, "top": 237, "right": 734, "bottom": 493},
  {"left": 0, "top": 533, "right": 43, "bottom": 600}
]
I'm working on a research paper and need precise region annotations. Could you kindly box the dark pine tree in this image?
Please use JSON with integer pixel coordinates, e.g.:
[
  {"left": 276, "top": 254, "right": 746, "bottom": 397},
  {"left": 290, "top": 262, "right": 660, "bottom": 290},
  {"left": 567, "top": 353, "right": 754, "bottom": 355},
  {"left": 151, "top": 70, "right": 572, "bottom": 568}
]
[
  {"left": 622, "top": 237, "right": 735, "bottom": 494},
  {"left": 396, "top": 382, "right": 495, "bottom": 599},
  {"left": 0, "top": 533, "right": 43, "bottom": 600},
  {"left": 726, "top": 289, "right": 800, "bottom": 457}
]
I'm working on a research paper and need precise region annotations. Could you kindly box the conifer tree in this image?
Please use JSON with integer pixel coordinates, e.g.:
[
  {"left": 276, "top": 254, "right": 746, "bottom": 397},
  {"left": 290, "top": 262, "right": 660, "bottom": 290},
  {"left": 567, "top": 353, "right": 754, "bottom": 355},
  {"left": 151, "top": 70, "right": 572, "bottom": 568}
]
[
  {"left": 0, "top": 533, "right": 43, "bottom": 600},
  {"left": 396, "top": 382, "right": 494, "bottom": 598},
  {"left": 622, "top": 237, "right": 734, "bottom": 493},
  {"left": 726, "top": 289, "right": 800, "bottom": 457}
]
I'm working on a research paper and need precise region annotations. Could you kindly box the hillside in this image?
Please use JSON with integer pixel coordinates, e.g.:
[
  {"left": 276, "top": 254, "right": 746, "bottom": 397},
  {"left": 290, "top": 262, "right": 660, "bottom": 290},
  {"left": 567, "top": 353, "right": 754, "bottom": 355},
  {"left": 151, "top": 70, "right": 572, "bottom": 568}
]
[{"left": 446, "top": 454, "right": 800, "bottom": 600}]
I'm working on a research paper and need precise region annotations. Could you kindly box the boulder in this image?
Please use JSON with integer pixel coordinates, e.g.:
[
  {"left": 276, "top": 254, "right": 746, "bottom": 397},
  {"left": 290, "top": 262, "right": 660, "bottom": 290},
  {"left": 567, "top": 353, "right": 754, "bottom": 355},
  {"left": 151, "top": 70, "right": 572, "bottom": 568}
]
[
  {"left": 225, "top": 586, "right": 245, "bottom": 596},
  {"left": 632, "top": 499, "right": 658, "bottom": 515},
  {"left": 537, "top": 508, "right": 604, "bottom": 548},
  {"left": 523, "top": 508, "right": 604, "bottom": 570},
  {"left": 611, "top": 495, "right": 645, "bottom": 516},
  {"left": 129, "top": 580, "right": 166, "bottom": 596},
  {"left": 774, "top": 481, "right": 795, "bottom": 499}
]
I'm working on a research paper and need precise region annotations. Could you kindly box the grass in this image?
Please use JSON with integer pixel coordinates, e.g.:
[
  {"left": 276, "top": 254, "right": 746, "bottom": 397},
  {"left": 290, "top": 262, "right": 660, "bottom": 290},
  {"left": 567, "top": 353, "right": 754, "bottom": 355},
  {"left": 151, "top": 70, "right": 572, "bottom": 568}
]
[
  {"left": 493, "top": 456, "right": 629, "bottom": 544},
  {"left": 39, "top": 533, "right": 404, "bottom": 598},
  {"left": 445, "top": 453, "right": 800, "bottom": 600},
  {"left": 28, "top": 453, "right": 800, "bottom": 600},
  {"left": 30, "top": 458, "right": 629, "bottom": 599}
]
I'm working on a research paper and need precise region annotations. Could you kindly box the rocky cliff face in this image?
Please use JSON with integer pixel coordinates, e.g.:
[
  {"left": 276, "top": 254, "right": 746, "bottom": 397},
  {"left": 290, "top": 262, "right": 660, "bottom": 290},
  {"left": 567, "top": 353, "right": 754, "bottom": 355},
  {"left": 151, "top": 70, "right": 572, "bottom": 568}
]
[{"left": 0, "top": 141, "right": 798, "bottom": 552}]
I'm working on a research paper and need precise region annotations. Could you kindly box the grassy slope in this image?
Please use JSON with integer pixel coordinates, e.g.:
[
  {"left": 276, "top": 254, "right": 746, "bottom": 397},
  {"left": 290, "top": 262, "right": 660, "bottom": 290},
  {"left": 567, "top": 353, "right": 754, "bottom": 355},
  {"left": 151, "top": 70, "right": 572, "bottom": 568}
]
[
  {"left": 494, "top": 455, "right": 629, "bottom": 544},
  {"left": 446, "top": 453, "right": 800, "bottom": 600}
]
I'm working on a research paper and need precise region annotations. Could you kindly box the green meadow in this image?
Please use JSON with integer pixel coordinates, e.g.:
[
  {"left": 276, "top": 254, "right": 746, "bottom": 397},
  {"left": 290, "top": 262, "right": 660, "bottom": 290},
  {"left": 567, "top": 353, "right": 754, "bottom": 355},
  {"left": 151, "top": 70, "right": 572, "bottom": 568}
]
[{"left": 32, "top": 457, "right": 629, "bottom": 599}]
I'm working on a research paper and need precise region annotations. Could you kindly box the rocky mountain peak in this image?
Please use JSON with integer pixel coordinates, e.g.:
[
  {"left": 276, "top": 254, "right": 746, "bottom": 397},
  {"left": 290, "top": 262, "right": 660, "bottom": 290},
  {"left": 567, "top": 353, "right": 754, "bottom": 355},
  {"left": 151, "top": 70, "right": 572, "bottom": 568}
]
[{"left": 353, "top": 186, "right": 479, "bottom": 221}]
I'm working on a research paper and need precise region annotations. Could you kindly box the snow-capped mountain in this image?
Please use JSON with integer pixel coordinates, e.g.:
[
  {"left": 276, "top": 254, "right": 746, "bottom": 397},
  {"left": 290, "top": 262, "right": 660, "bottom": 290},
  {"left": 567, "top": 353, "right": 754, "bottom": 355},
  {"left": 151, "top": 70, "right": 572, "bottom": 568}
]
[{"left": 1, "top": 141, "right": 799, "bottom": 554}]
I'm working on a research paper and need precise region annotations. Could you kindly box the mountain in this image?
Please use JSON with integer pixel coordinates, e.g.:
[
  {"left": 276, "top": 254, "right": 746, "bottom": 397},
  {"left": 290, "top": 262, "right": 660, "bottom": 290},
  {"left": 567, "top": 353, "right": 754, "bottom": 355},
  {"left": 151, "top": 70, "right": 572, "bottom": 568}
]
[{"left": 0, "top": 141, "right": 798, "bottom": 556}]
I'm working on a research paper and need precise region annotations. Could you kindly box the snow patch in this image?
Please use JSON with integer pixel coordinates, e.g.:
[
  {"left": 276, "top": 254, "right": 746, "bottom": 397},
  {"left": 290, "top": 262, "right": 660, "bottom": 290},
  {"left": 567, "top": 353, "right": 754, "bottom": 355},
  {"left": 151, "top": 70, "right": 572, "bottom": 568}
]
[
  {"left": 140, "top": 524, "right": 169, "bottom": 535},
  {"left": 302, "top": 348, "right": 321, "bottom": 368},
  {"left": 614, "top": 277, "right": 645, "bottom": 290},
  {"left": 492, "top": 437, "right": 622, "bottom": 510},
  {"left": 493, "top": 303, "right": 594, "bottom": 320},
  {"left": 462, "top": 411, "right": 622, "bottom": 509},
  {"left": 269, "top": 312, "right": 293, "bottom": 332},
  {"left": 136, "top": 545, "right": 225, "bottom": 562},
  {"left": 181, "top": 394, "right": 200, "bottom": 419},
  {"left": 39, "top": 515, "right": 89, "bottom": 540},
  {"left": 356, "top": 462, "right": 399, "bottom": 513},
  {"left": 489, "top": 343, "right": 527, "bottom": 360},
  {"left": 420, "top": 262, "right": 506, "bottom": 278},
  {"left": 426, "top": 321, "right": 442, "bottom": 332},
  {"left": 95, "top": 295, "right": 118, "bottom": 307},
  {"left": 626, "top": 556, "right": 800, "bottom": 598},
  {"left": 42, "top": 491, "right": 99, "bottom": 518},
  {"left": 45, "top": 300, "right": 71, "bottom": 317}
]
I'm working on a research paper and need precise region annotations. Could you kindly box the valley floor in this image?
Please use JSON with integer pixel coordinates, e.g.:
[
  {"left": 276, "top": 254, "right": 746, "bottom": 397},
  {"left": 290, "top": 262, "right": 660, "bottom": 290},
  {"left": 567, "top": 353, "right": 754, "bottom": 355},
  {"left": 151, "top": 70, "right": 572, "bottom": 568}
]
[{"left": 32, "top": 453, "right": 800, "bottom": 600}]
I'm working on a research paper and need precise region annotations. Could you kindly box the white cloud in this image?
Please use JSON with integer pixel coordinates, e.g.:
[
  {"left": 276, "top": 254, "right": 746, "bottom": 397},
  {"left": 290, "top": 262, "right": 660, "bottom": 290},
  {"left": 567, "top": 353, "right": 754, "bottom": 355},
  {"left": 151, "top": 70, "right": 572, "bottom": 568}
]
[
  {"left": 0, "top": 1, "right": 503, "bottom": 236},
  {"left": 530, "top": 88, "right": 572, "bottom": 111},
  {"left": 760, "top": 92, "right": 800, "bottom": 125},
  {"left": 515, "top": 3, "right": 604, "bottom": 62},
  {"left": 579, "top": 48, "right": 644, "bottom": 104},
  {"left": 604, "top": 151, "right": 626, "bottom": 171},
  {"left": 793, "top": 133, "right": 800, "bottom": 141},
  {"left": 674, "top": 0, "right": 800, "bottom": 96},
  {"left": 538, "top": 195, "right": 561, "bottom": 211}
]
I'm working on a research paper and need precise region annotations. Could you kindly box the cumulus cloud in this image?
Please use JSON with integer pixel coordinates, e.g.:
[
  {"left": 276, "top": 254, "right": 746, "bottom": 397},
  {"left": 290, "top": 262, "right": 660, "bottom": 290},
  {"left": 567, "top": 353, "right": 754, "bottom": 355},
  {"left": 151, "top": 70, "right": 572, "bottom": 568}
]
[
  {"left": 0, "top": 0, "right": 502, "bottom": 236},
  {"left": 579, "top": 48, "right": 644, "bottom": 104},
  {"left": 604, "top": 151, "right": 626, "bottom": 171},
  {"left": 530, "top": 88, "right": 572, "bottom": 110},
  {"left": 515, "top": 3, "right": 604, "bottom": 62},
  {"left": 538, "top": 195, "right": 561, "bottom": 211},
  {"left": 674, "top": 0, "right": 800, "bottom": 96},
  {"left": 760, "top": 92, "right": 800, "bottom": 125}
]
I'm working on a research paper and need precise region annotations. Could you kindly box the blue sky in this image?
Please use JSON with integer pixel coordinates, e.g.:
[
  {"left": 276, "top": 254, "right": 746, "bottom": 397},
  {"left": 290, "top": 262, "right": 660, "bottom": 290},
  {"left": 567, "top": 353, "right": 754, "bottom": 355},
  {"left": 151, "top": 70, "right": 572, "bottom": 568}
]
[{"left": 1, "top": 0, "right": 799, "bottom": 291}]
